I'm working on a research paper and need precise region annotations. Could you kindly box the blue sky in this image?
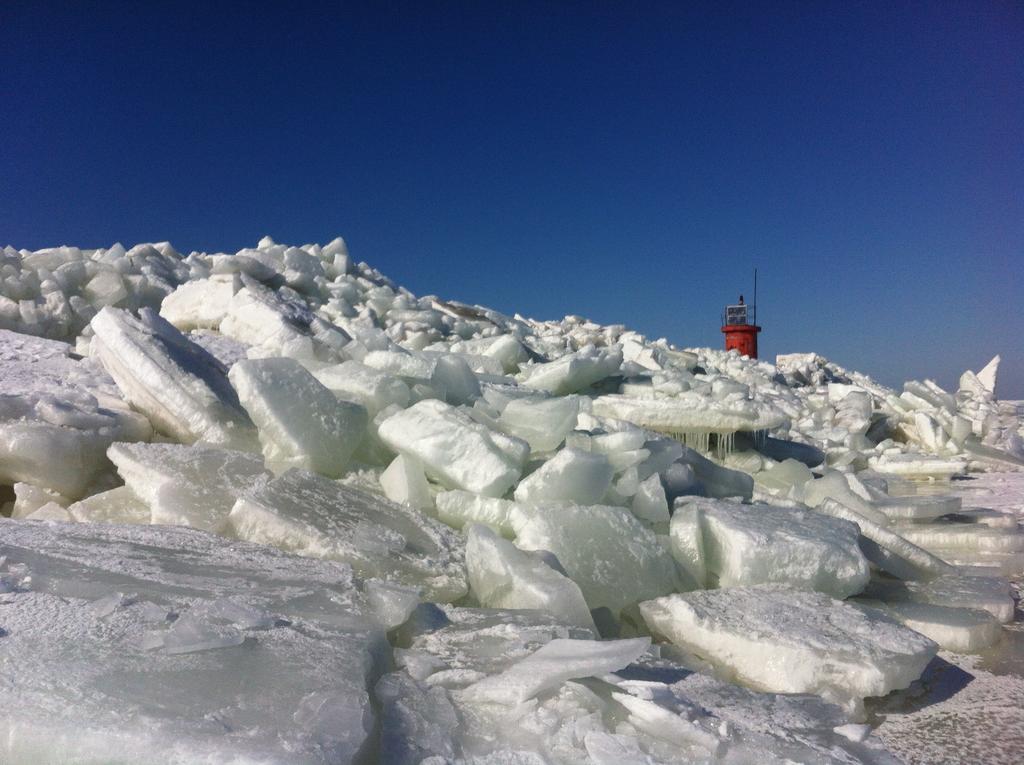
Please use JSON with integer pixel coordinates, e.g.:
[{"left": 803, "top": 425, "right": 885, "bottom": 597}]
[{"left": 2, "top": 2, "right": 1021, "bottom": 396}]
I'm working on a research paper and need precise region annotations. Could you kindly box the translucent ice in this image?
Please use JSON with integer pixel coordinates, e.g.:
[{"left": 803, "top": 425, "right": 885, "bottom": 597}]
[
  {"left": 512, "top": 502, "right": 681, "bottom": 613},
  {"left": 230, "top": 357, "right": 368, "bottom": 477},
  {"left": 378, "top": 399, "right": 526, "bottom": 497},
  {"left": 109, "top": 441, "right": 270, "bottom": 532},
  {"left": 228, "top": 468, "right": 467, "bottom": 601},
  {"left": 465, "top": 524, "right": 595, "bottom": 630},
  {"left": 513, "top": 447, "right": 614, "bottom": 505}
]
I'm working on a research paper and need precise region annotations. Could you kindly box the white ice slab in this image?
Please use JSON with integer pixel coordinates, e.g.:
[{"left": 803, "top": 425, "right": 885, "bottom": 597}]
[
  {"left": 513, "top": 447, "right": 614, "bottom": 505},
  {"left": 683, "top": 497, "right": 870, "bottom": 598},
  {"left": 640, "top": 586, "right": 937, "bottom": 716},
  {"left": 90, "top": 307, "right": 255, "bottom": 447},
  {"left": 466, "top": 524, "right": 595, "bottom": 629},
  {"left": 66, "top": 485, "right": 150, "bottom": 524},
  {"left": 227, "top": 468, "right": 467, "bottom": 601},
  {"left": 815, "top": 499, "right": 954, "bottom": 580},
  {"left": 512, "top": 502, "right": 681, "bottom": 613},
  {"left": 461, "top": 637, "right": 649, "bottom": 705},
  {"left": 380, "top": 454, "right": 433, "bottom": 511},
  {"left": 377, "top": 399, "right": 526, "bottom": 497},
  {"left": 230, "top": 357, "right": 367, "bottom": 477},
  {"left": 519, "top": 345, "right": 623, "bottom": 395},
  {"left": 108, "top": 441, "right": 270, "bottom": 532},
  {"left": 312, "top": 360, "right": 410, "bottom": 416},
  {"left": 497, "top": 395, "right": 581, "bottom": 453},
  {"left": 434, "top": 490, "right": 518, "bottom": 536}
]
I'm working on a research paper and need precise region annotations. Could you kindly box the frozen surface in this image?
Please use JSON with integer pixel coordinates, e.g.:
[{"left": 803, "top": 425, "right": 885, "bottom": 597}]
[{"left": 0, "top": 519, "right": 386, "bottom": 764}]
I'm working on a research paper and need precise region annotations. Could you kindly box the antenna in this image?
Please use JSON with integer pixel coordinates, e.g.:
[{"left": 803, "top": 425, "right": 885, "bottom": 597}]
[{"left": 753, "top": 268, "right": 758, "bottom": 326}]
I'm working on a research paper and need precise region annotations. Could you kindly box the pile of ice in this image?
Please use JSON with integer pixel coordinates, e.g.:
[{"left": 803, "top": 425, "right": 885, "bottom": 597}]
[{"left": 1, "top": 235, "right": 1022, "bottom": 764}]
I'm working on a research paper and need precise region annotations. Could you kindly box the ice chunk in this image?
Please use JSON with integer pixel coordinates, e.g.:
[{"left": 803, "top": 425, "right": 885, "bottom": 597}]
[
  {"left": 66, "top": 485, "right": 151, "bottom": 524},
  {"left": 868, "top": 452, "right": 968, "bottom": 479},
  {"left": 435, "top": 490, "right": 517, "bottom": 536},
  {"left": 677, "top": 446, "right": 754, "bottom": 500},
  {"left": 380, "top": 454, "right": 433, "bottom": 511},
  {"left": 801, "top": 471, "right": 890, "bottom": 525},
  {"left": 754, "top": 458, "right": 814, "bottom": 494},
  {"left": 893, "top": 521, "right": 1024, "bottom": 554},
  {"left": 83, "top": 269, "right": 128, "bottom": 307},
  {"left": 513, "top": 447, "right": 614, "bottom": 505},
  {"left": 430, "top": 355, "right": 481, "bottom": 405},
  {"left": 512, "top": 502, "right": 680, "bottom": 613},
  {"left": 871, "top": 493, "right": 962, "bottom": 522},
  {"left": 25, "top": 502, "right": 73, "bottom": 521},
  {"left": 378, "top": 399, "right": 525, "bottom": 497},
  {"left": 591, "top": 393, "right": 787, "bottom": 439},
  {"left": 466, "top": 524, "right": 594, "bottom": 630},
  {"left": 108, "top": 441, "right": 269, "bottom": 532},
  {"left": 461, "top": 637, "right": 649, "bottom": 705},
  {"left": 815, "top": 499, "right": 954, "bottom": 580},
  {"left": 0, "top": 421, "right": 122, "bottom": 499},
  {"left": 90, "top": 307, "right": 255, "bottom": 447},
  {"left": 640, "top": 586, "right": 937, "bottom": 716},
  {"left": 159, "top": 274, "right": 239, "bottom": 331},
  {"left": 312, "top": 360, "right": 410, "bottom": 416},
  {"left": 866, "top": 574, "right": 1015, "bottom": 623},
  {"left": 871, "top": 601, "right": 1002, "bottom": 653},
  {"left": 669, "top": 500, "right": 707, "bottom": 588},
  {"left": 497, "top": 395, "right": 581, "bottom": 453},
  {"left": 631, "top": 472, "right": 669, "bottom": 523},
  {"left": 684, "top": 497, "right": 870, "bottom": 598},
  {"left": 364, "top": 579, "right": 420, "bottom": 630},
  {"left": 228, "top": 468, "right": 467, "bottom": 601},
  {"left": 11, "top": 482, "right": 69, "bottom": 519},
  {"left": 520, "top": 344, "right": 624, "bottom": 395},
  {"left": 229, "top": 357, "right": 367, "bottom": 477}
]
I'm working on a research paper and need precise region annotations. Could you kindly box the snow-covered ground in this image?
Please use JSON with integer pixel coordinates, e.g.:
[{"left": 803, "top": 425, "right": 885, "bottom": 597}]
[{"left": 1, "top": 236, "right": 1022, "bottom": 763}]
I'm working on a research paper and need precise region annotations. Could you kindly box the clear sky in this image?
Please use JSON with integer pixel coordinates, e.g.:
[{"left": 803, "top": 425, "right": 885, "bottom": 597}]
[{"left": 2, "top": 2, "right": 1022, "bottom": 397}]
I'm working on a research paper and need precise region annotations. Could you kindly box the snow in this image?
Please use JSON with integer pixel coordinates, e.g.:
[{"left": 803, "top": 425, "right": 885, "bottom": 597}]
[{"left": 2, "top": 235, "right": 1023, "bottom": 763}]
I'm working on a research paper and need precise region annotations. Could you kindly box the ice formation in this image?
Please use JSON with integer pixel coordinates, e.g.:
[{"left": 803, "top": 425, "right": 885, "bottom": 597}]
[{"left": 1, "top": 235, "right": 1021, "bottom": 763}]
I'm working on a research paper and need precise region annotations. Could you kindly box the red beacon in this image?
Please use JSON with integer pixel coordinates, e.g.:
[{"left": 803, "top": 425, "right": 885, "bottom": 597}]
[{"left": 721, "top": 271, "right": 761, "bottom": 359}]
